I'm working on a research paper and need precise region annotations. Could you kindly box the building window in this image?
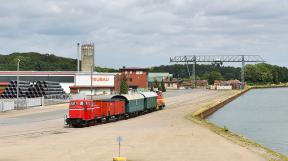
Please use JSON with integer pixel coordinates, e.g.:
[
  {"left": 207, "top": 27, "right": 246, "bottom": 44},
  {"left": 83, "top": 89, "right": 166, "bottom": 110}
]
[
  {"left": 136, "top": 71, "right": 143, "bottom": 74},
  {"left": 130, "top": 71, "right": 133, "bottom": 74},
  {"left": 130, "top": 78, "right": 132, "bottom": 82}
]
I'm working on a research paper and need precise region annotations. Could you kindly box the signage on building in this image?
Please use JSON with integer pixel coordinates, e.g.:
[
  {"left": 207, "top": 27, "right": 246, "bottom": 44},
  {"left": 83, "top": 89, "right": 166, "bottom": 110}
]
[
  {"left": 93, "top": 77, "right": 110, "bottom": 82},
  {"left": 76, "top": 74, "right": 114, "bottom": 87}
]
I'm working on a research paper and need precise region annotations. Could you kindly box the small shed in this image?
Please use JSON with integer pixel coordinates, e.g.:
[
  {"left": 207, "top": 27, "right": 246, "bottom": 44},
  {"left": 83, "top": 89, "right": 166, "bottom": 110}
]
[
  {"left": 112, "top": 94, "right": 145, "bottom": 113},
  {"left": 140, "top": 92, "right": 158, "bottom": 110}
]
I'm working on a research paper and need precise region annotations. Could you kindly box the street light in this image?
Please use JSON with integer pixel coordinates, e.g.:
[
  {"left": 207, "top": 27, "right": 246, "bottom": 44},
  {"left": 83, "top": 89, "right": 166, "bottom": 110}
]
[
  {"left": 16, "top": 59, "right": 20, "bottom": 110},
  {"left": 90, "top": 65, "right": 93, "bottom": 96},
  {"left": 77, "top": 43, "right": 80, "bottom": 72}
]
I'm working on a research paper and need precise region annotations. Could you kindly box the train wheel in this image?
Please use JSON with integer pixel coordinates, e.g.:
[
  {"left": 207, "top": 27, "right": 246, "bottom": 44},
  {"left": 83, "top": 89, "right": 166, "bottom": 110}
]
[
  {"left": 94, "top": 119, "right": 98, "bottom": 125},
  {"left": 85, "top": 121, "right": 90, "bottom": 127}
]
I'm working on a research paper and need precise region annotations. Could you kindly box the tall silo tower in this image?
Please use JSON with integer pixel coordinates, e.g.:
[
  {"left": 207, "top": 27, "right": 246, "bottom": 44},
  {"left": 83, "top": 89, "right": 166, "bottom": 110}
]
[{"left": 81, "top": 43, "right": 95, "bottom": 72}]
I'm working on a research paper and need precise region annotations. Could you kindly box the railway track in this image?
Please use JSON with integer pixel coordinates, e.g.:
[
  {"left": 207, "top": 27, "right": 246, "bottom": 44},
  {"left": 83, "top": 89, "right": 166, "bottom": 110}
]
[{"left": 0, "top": 128, "right": 68, "bottom": 140}]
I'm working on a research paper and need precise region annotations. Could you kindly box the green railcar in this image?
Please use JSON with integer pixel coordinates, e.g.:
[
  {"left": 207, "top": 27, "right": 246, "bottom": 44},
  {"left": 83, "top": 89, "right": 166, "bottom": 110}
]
[
  {"left": 140, "top": 92, "right": 158, "bottom": 110},
  {"left": 112, "top": 94, "right": 145, "bottom": 113}
]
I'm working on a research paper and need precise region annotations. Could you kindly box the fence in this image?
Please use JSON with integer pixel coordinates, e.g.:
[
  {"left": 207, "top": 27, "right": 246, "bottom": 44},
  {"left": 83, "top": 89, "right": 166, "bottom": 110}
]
[
  {"left": 0, "top": 100, "right": 14, "bottom": 112},
  {"left": 14, "top": 97, "right": 43, "bottom": 110},
  {"left": 0, "top": 98, "right": 42, "bottom": 111},
  {"left": 0, "top": 94, "right": 71, "bottom": 112}
]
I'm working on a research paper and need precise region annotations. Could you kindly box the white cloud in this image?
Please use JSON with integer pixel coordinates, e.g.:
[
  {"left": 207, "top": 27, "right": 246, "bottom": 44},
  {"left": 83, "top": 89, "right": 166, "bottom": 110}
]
[{"left": 0, "top": 0, "right": 287, "bottom": 68}]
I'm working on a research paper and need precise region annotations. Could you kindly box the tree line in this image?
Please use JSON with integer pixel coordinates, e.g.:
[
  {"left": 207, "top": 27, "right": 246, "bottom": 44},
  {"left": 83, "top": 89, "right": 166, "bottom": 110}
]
[
  {"left": 150, "top": 63, "right": 288, "bottom": 84},
  {"left": 245, "top": 63, "right": 288, "bottom": 84}
]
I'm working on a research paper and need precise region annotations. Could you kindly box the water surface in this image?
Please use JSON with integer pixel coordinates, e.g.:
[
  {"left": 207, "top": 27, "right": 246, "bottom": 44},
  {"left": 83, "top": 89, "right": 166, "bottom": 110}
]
[{"left": 208, "top": 88, "right": 288, "bottom": 156}]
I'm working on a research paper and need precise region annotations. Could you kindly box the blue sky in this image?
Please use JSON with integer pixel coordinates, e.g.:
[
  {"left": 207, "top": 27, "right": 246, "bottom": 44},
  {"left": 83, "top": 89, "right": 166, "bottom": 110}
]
[{"left": 0, "top": 0, "right": 287, "bottom": 68}]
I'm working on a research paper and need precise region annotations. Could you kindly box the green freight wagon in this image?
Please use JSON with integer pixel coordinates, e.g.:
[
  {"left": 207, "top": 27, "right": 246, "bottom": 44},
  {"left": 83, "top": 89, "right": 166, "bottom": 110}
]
[
  {"left": 112, "top": 94, "right": 145, "bottom": 114},
  {"left": 140, "top": 92, "right": 157, "bottom": 111}
]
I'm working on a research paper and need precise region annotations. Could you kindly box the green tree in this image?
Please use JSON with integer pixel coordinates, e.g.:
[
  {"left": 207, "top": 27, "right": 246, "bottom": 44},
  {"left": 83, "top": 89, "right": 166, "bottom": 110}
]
[
  {"left": 153, "top": 79, "right": 160, "bottom": 89},
  {"left": 208, "top": 71, "right": 224, "bottom": 84},
  {"left": 150, "top": 85, "right": 154, "bottom": 91},
  {"left": 245, "top": 63, "right": 274, "bottom": 84},
  {"left": 160, "top": 80, "right": 166, "bottom": 92},
  {"left": 120, "top": 76, "right": 128, "bottom": 94}
]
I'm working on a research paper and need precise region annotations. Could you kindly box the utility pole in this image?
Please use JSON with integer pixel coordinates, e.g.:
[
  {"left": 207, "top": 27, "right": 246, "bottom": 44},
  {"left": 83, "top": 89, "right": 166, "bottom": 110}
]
[
  {"left": 192, "top": 55, "right": 196, "bottom": 88},
  {"left": 184, "top": 56, "right": 192, "bottom": 88},
  {"left": 77, "top": 43, "right": 80, "bottom": 72},
  {"left": 16, "top": 59, "right": 20, "bottom": 110},
  {"left": 90, "top": 65, "right": 93, "bottom": 99},
  {"left": 241, "top": 55, "right": 245, "bottom": 86}
]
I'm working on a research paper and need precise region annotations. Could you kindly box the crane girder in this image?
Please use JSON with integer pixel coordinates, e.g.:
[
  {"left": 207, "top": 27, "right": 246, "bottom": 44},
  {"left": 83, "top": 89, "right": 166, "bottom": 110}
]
[{"left": 170, "top": 55, "right": 265, "bottom": 63}]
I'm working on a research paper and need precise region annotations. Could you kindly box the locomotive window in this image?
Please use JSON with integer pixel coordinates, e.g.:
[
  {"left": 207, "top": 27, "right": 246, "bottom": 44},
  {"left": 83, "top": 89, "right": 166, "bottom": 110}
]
[
  {"left": 70, "top": 102, "right": 77, "bottom": 106},
  {"left": 80, "top": 101, "right": 90, "bottom": 106}
]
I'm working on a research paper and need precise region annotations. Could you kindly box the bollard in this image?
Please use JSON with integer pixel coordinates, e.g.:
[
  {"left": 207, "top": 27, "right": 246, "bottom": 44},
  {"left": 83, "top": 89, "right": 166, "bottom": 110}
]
[{"left": 113, "top": 157, "right": 127, "bottom": 161}]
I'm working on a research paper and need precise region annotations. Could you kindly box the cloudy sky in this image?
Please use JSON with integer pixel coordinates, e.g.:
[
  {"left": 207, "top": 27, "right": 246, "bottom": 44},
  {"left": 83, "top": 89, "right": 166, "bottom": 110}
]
[{"left": 0, "top": 0, "right": 287, "bottom": 68}]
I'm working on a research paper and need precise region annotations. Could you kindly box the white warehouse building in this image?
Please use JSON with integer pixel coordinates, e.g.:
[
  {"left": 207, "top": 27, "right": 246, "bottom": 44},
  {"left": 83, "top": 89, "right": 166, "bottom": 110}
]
[{"left": 0, "top": 71, "right": 117, "bottom": 94}]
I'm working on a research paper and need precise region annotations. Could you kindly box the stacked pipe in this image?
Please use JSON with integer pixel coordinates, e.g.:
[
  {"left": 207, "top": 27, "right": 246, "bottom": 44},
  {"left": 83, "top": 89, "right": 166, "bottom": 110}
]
[
  {"left": 33, "top": 81, "right": 65, "bottom": 98},
  {"left": 0, "top": 81, "right": 65, "bottom": 98},
  {"left": 0, "top": 81, "right": 30, "bottom": 98},
  {"left": 26, "top": 83, "right": 42, "bottom": 98}
]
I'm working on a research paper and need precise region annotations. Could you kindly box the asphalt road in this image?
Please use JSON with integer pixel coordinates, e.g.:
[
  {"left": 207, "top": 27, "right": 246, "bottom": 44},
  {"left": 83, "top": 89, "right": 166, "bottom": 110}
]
[{"left": 0, "top": 109, "right": 68, "bottom": 126}]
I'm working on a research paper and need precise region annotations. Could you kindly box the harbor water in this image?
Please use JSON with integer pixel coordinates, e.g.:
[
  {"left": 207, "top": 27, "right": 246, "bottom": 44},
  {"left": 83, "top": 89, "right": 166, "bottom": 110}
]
[{"left": 208, "top": 88, "right": 288, "bottom": 156}]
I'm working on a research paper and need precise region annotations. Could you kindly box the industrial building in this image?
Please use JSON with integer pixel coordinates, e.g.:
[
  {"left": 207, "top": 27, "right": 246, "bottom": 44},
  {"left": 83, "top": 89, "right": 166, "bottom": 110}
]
[
  {"left": 70, "top": 72, "right": 115, "bottom": 95},
  {"left": 114, "top": 67, "right": 148, "bottom": 92},
  {"left": 148, "top": 73, "right": 184, "bottom": 90},
  {"left": 148, "top": 73, "right": 173, "bottom": 87}
]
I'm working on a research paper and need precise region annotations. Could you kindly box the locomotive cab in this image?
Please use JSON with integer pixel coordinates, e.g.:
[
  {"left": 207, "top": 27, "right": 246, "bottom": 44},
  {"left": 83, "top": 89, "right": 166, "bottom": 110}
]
[{"left": 66, "top": 100, "right": 100, "bottom": 127}]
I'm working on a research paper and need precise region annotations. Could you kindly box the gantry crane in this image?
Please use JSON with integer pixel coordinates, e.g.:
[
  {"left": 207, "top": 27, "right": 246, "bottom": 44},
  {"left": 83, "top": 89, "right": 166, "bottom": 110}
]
[{"left": 170, "top": 55, "right": 265, "bottom": 87}]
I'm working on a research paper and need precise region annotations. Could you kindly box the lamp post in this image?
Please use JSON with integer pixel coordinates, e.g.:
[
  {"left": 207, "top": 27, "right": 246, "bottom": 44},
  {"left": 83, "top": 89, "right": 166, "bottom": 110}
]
[
  {"left": 16, "top": 59, "right": 20, "bottom": 110},
  {"left": 77, "top": 43, "right": 80, "bottom": 72},
  {"left": 90, "top": 65, "right": 93, "bottom": 100}
]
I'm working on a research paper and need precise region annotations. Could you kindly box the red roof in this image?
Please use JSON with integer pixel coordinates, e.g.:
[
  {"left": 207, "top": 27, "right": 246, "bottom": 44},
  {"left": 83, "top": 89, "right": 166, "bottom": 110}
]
[
  {"left": 0, "top": 71, "right": 76, "bottom": 75},
  {"left": 0, "top": 82, "right": 9, "bottom": 86}
]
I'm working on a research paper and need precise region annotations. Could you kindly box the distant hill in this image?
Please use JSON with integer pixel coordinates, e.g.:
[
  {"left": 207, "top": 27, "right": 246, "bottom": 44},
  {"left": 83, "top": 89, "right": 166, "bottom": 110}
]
[
  {"left": 0, "top": 52, "right": 118, "bottom": 72},
  {"left": 0, "top": 52, "right": 76, "bottom": 71}
]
